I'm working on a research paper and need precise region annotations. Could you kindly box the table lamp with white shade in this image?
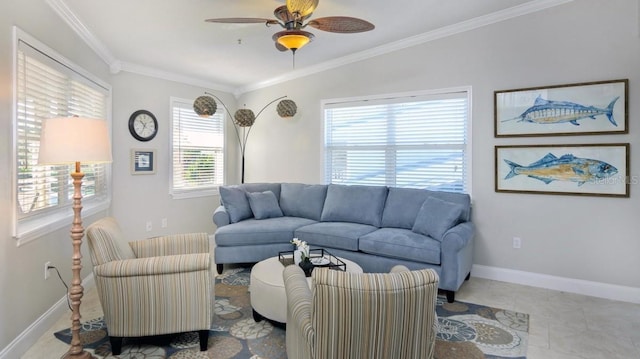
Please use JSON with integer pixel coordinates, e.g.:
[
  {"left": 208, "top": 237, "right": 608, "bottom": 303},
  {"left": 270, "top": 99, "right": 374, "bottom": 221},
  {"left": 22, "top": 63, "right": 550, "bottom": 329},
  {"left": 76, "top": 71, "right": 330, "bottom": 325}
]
[{"left": 38, "top": 116, "right": 112, "bottom": 359}]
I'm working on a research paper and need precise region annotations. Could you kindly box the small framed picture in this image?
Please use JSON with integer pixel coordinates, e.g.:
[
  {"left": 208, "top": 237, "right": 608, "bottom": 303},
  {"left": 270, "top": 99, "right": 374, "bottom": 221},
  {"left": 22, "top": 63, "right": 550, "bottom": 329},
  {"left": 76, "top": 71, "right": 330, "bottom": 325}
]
[{"left": 131, "top": 149, "right": 156, "bottom": 175}]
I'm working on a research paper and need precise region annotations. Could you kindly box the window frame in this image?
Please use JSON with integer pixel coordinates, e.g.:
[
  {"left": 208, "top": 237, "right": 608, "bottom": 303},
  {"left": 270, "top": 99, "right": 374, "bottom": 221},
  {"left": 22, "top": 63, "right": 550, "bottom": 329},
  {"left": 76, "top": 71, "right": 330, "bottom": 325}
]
[
  {"left": 169, "top": 96, "right": 225, "bottom": 199},
  {"left": 321, "top": 87, "right": 472, "bottom": 195},
  {"left": 11, "top": 27, "right": 113, "bottom": 245}
]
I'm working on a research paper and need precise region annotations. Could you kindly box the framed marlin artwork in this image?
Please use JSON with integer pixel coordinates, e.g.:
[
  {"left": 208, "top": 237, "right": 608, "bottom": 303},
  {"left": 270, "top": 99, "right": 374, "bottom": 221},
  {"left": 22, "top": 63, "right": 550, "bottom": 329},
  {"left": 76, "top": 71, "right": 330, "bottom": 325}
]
[
  {"left": 494, "top": 79, "right": 628, "bottom": 137},
  {"left": 495, "top": 144, "right": 629, "bottom": 197}
]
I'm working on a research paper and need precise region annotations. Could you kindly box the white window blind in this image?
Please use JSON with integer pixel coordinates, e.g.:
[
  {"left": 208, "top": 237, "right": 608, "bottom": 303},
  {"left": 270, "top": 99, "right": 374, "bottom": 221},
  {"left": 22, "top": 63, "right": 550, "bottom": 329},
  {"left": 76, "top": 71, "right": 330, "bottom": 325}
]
[
  {"left": 170, "top": 98, "right": 224, "bottom": 197},
  {"left": 324, "top": 90, "right": 470, "bottom": 193},
  {"left": 14, "top": 34, "right": 111, "bottom": 241}
]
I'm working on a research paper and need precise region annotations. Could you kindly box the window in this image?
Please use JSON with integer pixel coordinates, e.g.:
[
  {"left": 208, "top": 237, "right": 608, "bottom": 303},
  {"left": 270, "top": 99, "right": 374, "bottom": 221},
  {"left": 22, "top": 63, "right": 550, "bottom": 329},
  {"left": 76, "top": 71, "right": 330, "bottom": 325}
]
[
  {"left": 323, "top": 88, "right": 471, "bottom": 193},
  {"left": 170, "top": 97, "right": 224, "bottom": 198},
  {"left": 13, "top": 29, "right": 112, "bottom": 243}
]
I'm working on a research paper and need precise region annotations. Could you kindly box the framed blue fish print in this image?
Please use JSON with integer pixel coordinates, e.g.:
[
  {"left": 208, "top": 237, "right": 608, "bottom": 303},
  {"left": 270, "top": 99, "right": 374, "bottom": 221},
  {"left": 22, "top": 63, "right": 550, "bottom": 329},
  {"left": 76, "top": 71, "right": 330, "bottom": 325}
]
[
  {"left": 495, "top": 144, "right": 629, "bottom": 197},
  {"left": 494, "top": 79, "right": 628, "bottom": 137}
]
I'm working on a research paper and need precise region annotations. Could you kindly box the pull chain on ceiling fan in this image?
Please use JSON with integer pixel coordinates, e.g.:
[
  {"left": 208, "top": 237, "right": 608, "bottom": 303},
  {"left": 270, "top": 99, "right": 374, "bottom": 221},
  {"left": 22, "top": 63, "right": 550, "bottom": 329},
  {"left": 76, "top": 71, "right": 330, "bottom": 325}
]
[{"left": 205, "top": 0, "right": 374, "bottom": 61}]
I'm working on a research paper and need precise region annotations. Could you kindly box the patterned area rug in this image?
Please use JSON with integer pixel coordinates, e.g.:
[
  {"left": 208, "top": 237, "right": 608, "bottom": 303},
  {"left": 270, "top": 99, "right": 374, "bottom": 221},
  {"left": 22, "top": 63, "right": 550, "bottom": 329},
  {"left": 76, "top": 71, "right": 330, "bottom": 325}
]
[{"left": 54, "top": 267, "right": 528, "bottom": 358}]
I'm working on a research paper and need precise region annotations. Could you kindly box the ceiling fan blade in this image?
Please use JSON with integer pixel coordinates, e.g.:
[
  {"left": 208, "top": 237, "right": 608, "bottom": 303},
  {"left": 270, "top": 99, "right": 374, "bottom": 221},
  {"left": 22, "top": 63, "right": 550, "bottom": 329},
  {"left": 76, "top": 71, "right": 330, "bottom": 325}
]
[
  {"left": 205, "top": 18, "right": 280, "bottom": 25},
  {"left": 307, "top": 17, "right": 375, "bottom": 33},
  {"left": 286, "top": 0, "right": 319, "bottom": 17}
]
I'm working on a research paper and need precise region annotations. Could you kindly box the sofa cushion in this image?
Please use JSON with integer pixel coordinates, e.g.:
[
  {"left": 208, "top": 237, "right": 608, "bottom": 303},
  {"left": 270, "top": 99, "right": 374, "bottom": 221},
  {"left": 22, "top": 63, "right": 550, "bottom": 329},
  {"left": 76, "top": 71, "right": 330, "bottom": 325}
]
[
  {"left": 320, "top": 184, "right": 388, "bottom": 227},
  {"left": 239, "top": 183, "right": 282, "bottom": 200},
  {"left": 359, "top": 228, "right": 441, "bottom": 265},
  {"left": 412, "top": 197, "right": 465, "bottom": 241},
  {"left": 381, "top": 188, "right": 431, "bottom": 229},
  {"left": 294, "top": 222, "right": 378, "bottom": 251},
  {"left": 427, "top": 190, "right": 472, "bottom": 222},
  {"left": 280, "top": 183, "right": 327, "bottom": 221},
  {"left": 215, "top": 217, "right": 317, "bottom": 246},
  {"left": 219, "top": 186, "right": 252, "bottom": 223},
  {"left": 246, "top": 191, "right": 283, "bottom": 220}
]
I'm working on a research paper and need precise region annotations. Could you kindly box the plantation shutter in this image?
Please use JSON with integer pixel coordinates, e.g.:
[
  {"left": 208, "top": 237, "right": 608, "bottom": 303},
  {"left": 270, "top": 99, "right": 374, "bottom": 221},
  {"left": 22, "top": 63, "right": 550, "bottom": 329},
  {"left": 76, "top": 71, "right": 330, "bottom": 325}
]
[
  {"left": 15, "top": 39, "right": 109, "bottom": 222},
  {"left": 324, "top": 90, "right": 470, "bottom": 193},
  {"left": 171, "top": 98, "right": 224, "bottom": 196}
]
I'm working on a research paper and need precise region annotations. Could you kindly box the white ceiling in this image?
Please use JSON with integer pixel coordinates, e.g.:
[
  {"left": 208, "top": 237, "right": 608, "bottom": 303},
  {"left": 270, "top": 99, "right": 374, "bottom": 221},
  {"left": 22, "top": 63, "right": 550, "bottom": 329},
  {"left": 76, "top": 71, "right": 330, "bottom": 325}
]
[{"left": 53, "top": 0, "right": 569, "bottom": 94}]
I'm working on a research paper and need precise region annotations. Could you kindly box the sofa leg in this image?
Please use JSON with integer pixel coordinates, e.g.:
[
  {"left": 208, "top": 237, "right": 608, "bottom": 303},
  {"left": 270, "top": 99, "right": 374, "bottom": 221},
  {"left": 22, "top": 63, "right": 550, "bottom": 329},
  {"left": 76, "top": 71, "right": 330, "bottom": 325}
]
[
  {"left": 198, "top": 330, "right": 209, "bottom": 351},
  {"left": 109, "top": 336, "right": 123, "bottom": 355},
  {"left": 465, "top": 272, "right": 471, "bottom": 281},
  {"left": 445, "top": 290, "right": 455, "bottom": 303},
  {"left": 216, "top": 263, "right": 223, "bottom": 274},
  {"left": 253, "top": 309, "right": 264, "bottom": 322}
]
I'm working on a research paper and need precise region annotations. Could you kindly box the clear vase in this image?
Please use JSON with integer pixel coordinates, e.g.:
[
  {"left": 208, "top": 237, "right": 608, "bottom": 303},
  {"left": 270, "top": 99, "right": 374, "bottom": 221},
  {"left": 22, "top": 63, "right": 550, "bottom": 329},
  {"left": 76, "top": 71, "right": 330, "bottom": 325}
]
[{"left": 294, "top": 250, "right": 302, "bottom": 265}]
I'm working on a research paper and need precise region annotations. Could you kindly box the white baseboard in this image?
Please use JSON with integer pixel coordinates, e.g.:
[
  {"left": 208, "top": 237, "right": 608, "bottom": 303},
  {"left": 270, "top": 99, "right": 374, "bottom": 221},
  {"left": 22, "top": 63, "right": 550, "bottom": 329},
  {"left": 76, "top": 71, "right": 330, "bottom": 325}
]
[
  {"left": 472, "top": 264, "right": 640, "bottom": 304},
  {"left": 0, "top": 274, "right": 95, "bottom": 359}
]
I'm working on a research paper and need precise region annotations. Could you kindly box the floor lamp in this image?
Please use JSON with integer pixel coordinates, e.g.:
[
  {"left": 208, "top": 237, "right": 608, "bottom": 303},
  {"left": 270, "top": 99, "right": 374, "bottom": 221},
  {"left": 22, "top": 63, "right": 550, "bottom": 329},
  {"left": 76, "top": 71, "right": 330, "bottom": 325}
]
[{"left": 38, "top": 116, "right": 112, "bottom": 359}]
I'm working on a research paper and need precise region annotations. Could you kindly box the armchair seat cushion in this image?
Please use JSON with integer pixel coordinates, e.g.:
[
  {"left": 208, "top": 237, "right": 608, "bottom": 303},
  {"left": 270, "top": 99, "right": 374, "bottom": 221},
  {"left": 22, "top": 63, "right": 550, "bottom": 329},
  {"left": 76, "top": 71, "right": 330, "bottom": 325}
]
[
  {"left": 94, "top": 253, "right": 211, "bottom": 277},
  {"left": 359, "top": 228, "right": 441, "bottom": 265}
]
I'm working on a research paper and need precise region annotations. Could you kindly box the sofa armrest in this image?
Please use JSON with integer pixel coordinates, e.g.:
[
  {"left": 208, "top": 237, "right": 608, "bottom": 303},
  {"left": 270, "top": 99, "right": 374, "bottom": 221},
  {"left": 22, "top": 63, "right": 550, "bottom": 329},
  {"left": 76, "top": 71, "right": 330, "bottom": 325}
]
[
  {"left": 129, "top": 232, "right": 210, "bottom": 257},
  {"left": 94, "top": 253, "right": 210, "bottom": 277},
  {"left": 283, "top": 265, "right": 314, "bottom": 358},
  {"left": 441, "top": 221, "right": 475, "bottom": 252},
  {"left": 213, "top": 205, "right": 230, "bottom": 228}
]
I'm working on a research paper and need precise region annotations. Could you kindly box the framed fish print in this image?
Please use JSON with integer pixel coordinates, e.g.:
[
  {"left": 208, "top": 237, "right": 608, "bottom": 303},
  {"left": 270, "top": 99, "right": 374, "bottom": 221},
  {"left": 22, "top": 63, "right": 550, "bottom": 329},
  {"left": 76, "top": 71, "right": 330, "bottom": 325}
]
[
  {"left": 495, "top": 144, "right": 629, "bottom": 197},
  {"left": 494, "top": 79, "right": 628, "bottom": 137}
]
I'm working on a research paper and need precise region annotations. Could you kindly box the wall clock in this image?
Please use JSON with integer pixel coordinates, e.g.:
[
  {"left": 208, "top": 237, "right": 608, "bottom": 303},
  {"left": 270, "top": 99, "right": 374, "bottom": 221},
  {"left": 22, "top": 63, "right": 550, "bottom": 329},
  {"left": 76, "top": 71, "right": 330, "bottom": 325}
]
[{"left": 128, "top": 109, "right": 158, "bottom": 141}]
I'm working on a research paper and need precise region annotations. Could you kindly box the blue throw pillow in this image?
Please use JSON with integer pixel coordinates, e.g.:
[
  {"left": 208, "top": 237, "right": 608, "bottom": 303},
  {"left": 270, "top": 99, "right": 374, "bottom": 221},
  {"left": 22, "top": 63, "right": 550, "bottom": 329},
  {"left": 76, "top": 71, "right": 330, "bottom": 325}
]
[
  {"left": 320, "top": 184, "right": 388, "bottom": 227},
  {"left": 412, "top": 197, "right": 464, "bottom": 241},
  {"left": 219, "top": 186, "right": 253, "bottom": 223},
  {"left": 246, "top": 191, "right": 283, "bottom": 220}
]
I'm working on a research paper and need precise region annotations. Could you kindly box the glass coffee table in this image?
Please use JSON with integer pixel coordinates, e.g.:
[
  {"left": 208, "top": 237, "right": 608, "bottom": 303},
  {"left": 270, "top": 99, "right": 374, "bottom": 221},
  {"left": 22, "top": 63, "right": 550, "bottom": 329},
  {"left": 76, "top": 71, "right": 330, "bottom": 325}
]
[{"left": 249, "top": 255, "right": 363, "bottom": 324}]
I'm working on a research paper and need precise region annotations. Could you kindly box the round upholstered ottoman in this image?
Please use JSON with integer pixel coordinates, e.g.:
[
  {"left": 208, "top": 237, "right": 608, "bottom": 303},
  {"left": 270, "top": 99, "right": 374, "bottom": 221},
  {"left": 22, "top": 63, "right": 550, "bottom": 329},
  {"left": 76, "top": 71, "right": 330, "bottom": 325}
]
[{"left": 249, "top": 256, "right": 363, "bottom": 323}]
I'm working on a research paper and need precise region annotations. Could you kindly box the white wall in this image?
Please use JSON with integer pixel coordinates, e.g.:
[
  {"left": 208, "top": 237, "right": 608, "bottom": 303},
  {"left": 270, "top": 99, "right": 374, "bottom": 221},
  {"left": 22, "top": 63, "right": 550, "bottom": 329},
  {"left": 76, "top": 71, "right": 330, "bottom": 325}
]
[
  {"left": 109, "top": 72, "right": 237, "bottom": 239},
  {"left": 0, "top": 0, "right": 111, "bottom": 353},
  {"left": 1, "top": 0, "right": 638, "bottom": 355},
  {"left": 0, "top": 2, "right": 238, "bottom": 354},
  {"left": 238, "top": 0, "right": 640, "bottom": 289}
]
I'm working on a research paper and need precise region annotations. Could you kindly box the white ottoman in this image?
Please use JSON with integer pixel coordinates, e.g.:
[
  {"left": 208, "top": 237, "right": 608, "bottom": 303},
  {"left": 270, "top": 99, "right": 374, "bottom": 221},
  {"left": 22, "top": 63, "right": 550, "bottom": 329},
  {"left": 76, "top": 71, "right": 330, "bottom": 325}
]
[{"left": 249, "top": 256, "right": 363, "bottom": 324}]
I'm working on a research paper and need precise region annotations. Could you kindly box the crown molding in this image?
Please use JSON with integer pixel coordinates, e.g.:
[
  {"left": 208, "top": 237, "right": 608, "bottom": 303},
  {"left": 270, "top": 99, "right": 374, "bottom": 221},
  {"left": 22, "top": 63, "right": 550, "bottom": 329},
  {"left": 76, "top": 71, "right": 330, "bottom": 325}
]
[
  {"left": 236, "top": 0, "right": 573, "bottom": 94},
  {"left": 118, "top": 61, "right": 237, "bottom": 94},
  {"left": 46, "top": 0, "right": 117, "bottom": 67},
  {"left": 48, "top": 0, "right": 573, "bottom": 96}
]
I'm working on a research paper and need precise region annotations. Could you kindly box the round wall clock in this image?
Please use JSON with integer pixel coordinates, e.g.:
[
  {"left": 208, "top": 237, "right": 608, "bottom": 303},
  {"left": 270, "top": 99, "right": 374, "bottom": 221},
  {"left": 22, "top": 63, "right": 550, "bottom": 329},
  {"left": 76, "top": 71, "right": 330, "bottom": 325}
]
[{"left": 128, "top": 110, "right": 158, "bottom": 141}]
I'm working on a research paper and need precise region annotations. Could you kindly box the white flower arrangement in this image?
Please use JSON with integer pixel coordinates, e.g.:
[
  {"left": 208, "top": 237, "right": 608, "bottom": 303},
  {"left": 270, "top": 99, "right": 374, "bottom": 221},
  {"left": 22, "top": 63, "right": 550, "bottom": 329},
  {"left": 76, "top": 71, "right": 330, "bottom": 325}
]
[{"left": 291, "top": 238, "right": 310, "bottom": 261}]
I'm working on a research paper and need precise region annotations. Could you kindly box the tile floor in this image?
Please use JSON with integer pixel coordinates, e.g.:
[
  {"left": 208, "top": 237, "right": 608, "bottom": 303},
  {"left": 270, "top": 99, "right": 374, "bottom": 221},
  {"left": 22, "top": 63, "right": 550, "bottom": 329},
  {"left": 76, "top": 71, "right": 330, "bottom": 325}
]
[{"left": 22, "top": 276, "right": 640, "bottom": 359}]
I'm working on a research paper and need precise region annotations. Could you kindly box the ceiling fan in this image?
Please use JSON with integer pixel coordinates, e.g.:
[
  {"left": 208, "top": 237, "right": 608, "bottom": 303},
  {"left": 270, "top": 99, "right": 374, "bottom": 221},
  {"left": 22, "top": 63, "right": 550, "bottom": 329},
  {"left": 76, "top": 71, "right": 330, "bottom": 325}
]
[{"left": 205, "top": 0, "right": 375, "bottom": 55}]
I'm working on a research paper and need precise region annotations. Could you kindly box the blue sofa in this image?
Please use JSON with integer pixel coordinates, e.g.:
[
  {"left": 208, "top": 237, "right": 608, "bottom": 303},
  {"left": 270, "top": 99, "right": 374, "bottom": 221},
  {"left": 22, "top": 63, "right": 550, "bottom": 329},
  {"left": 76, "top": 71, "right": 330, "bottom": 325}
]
[{"left": 212, "top": 183, "right": 474, "bottom": 302}]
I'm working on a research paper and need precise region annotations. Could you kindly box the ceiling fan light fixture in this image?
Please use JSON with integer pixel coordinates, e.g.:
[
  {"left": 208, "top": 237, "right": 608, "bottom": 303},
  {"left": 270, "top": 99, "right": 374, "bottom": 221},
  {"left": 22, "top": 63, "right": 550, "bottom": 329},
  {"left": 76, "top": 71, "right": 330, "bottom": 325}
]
[
  {"left": 274, "top": 30, "right": 314, "bottom": 51},
  {"left": 286, "top": 0, "right": 319, "bottom": 18}
]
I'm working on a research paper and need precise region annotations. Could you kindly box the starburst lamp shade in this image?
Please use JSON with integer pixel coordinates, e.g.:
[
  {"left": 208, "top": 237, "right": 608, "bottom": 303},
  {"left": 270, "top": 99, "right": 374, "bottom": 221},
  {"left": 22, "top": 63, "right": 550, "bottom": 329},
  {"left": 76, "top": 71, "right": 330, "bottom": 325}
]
[
  {"left": 277, "top": 99, "right": 297, "bottom": 118},
  {"left": 233, "top": 109, "right": 256, "bottom": 127},
  {"left": 38, "top": 116, "right": 112, "bottom": 165},
  {"left": 193, "top": 95, "right": 217, "bottom": 118}
]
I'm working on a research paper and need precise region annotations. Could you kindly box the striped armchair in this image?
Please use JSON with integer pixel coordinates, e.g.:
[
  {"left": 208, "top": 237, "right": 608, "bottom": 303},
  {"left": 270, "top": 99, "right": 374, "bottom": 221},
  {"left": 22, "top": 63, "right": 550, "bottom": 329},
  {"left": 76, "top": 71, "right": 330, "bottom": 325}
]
[
  {"left": 283, "top": 265, "right": 439, "bottom": 359},
  {"left": 86, "top": 217, "right": 214, "bottom": 355}
]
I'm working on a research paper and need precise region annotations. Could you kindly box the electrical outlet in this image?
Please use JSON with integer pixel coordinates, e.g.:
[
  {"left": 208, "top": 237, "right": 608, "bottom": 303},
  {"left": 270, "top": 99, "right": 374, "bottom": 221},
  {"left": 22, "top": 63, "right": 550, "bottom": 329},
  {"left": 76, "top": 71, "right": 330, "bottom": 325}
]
[
  {"left": 513, "top": 237, "right": 522, "bottom": 249},
  {"left": 146, "top": 221, "right": 152, "bottom": 231},
  {"left": 44, "top": 261, "right": 51, "bottom": 280},
  {"left": 161, "top": 218, "right": 167, "bottom": 228}
]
